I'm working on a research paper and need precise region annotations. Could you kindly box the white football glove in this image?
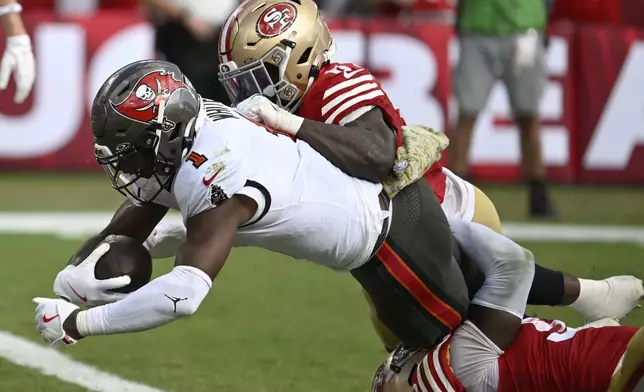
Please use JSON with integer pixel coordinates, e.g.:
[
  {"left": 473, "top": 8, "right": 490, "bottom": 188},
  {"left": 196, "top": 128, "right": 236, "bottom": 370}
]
[
  {"left": 0, "top": 34, "right": 35, "bottom": 104},
  {"left": 53, "top": 243, "right": 131, "bottom": 306},
  {"left": 143, "top": 220, "right": 187, "bottom": 259},
  {"left": 235, "top": 94, "right": 303, "bottom": 136},
  {"left": 33, "top": 297, "right": 80, "bottom": 348}
]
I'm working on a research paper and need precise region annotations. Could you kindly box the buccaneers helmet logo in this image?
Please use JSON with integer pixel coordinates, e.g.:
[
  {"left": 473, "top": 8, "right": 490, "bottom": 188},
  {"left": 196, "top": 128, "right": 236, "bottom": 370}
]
[{"left": 111, "top": 70, "right": 186, "bottom": 125}]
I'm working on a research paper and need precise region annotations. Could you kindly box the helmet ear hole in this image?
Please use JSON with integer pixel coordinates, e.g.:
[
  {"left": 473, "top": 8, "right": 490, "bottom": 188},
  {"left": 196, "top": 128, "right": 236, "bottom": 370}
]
[
  {"left": 169, "top": 124, "right": 181, "bottom": 141},
  {"left": 297, "top": 47, "right": 313, "bottom": 64}
]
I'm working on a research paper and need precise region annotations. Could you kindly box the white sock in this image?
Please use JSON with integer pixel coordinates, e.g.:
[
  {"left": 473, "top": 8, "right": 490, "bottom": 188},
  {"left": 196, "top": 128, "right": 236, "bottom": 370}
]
[{"left": 569, "top": 278, "right": 608, "bottom": 314}]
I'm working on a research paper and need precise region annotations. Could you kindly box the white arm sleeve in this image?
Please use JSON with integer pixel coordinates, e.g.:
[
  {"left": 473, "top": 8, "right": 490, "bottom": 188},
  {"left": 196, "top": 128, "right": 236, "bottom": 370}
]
[
  {"left": 76, "top": 266, "right": 212, "bottom": 336},
  {"left": 449, "top": 218, "right": 535, "bottom": 319}
]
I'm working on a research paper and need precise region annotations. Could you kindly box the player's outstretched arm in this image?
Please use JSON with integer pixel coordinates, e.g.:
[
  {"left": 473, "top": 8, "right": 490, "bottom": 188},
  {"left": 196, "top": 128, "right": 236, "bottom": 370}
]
[
  {"left": 47, "top": 195, "right": 255, "bottom": 343},
  {"left": 51, "top": 199, "right": 169, "bottom": 306}
]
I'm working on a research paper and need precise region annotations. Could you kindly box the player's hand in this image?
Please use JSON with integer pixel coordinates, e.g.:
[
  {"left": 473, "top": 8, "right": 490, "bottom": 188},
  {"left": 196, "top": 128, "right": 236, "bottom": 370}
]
[
  {"left": 53, "top": 243, "right": 131, "bottom": 306},
  {"left": 235, "top": 94, "right": 303, "bottom": 135},
  {"left": 33, "top": 297, "right": 80, "bottom": 348},
  {"left": 143, "top": 220, "right": 187, "bottom": 259},
  {"left": 0, "top": 35, "right": 36, "bottom": 104}
]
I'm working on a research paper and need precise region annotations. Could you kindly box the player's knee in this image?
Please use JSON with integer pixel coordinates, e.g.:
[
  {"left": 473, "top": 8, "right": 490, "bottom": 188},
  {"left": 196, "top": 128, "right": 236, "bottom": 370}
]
[
  {"left": 450, "top": 218, "right": 533, "bottom": 278},
  {"left": 504, "top": 248, "right": 535, "bottom": 293},
  {"left": 506, "top": 247, "right": 535, "bottom": 277}
]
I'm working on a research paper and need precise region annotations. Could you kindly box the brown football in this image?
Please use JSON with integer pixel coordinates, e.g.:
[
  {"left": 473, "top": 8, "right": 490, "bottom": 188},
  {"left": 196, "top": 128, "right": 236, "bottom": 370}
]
[{"left": 94, "top": 235, "right": 153, "bottom": 293}]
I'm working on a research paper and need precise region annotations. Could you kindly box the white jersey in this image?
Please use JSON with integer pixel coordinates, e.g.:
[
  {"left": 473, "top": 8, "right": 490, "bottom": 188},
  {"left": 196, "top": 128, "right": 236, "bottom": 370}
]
[{"left": 150, "top": 102, "right": 386, "bottom": 270}]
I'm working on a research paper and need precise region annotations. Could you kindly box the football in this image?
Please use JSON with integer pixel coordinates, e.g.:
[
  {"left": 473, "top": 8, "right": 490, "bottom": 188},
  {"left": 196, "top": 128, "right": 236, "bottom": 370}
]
[{"left": 94, "top": 235, "right": 153, "bottom": 293}]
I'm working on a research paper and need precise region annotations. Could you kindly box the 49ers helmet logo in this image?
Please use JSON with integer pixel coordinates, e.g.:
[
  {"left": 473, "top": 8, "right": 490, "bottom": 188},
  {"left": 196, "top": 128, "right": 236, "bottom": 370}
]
[
  {"left": 110, "top": 70, "right": 186, "bottom": 124},
  {"left": 256, "top": 3, "right": 297, "bottom": 38}
]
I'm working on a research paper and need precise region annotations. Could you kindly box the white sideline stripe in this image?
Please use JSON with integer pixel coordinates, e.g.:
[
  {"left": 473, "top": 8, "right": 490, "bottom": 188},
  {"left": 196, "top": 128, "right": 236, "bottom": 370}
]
[
  {"left": 0, "top": 212, "right": 644, "bottom": 244},
  {"left": 502, "top": 223, "right": 644, "bottom": 243},
  {"left": 0, "top": 331, "right": 167, "bottom": 392},
  {"left": 0, "top": 212, "right": 643, "bottom": 243},
  {"left": 0, "top": 212, "right": 183, "bottom": 237}
]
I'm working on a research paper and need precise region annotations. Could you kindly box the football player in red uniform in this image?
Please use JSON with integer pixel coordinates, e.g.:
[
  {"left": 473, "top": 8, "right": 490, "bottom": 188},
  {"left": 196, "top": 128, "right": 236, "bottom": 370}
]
[
  {"left": 213, "top": 0, "right": 643, "bottom": 351},
  {"left": 373, "top": 221, "right": 644, "bottom": 392}
]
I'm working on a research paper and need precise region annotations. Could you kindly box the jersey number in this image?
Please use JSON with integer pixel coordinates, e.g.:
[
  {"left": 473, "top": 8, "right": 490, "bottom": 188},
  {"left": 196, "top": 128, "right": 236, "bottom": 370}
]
[
  {"left": 547, "top": 325, "right": 578, "bottom": 343},
  {"left": 525, "top": 318, "right": 578, "bottom": 343},
  {"left": 186, "top": 152, "right": 208, "bottom": 168},
  {"left": 326, "top": 64, "right": 361, "bottom": 79}
]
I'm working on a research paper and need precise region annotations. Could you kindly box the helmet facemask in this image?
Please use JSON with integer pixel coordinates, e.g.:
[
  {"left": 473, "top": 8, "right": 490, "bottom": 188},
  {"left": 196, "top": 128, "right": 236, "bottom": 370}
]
[
  {"left": 219, "top": 41, "right": 303, "bottom": 112},
  {"left": 218, "top": 0, "right": 336, "bottom": 112},
  {"left": 371, "top": 344, "right": 427, "bottom": 392},
  {"left": 95, "top": 101, "right": 188, "bottom": 204}
]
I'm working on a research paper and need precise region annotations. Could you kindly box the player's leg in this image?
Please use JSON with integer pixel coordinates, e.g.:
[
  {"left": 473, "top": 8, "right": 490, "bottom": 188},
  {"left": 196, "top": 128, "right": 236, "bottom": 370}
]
[
  {"left": 351, "top": 179, "right": 471, "bottom": 348},
  {"left": 470, "top": 184, "right": 571, "bottom": 308},
  {"left": 469, "top": 182, "right": 644, "bottom": 321},
  {"left": 470, "top": 185, "right": 503, "bottom": 233},
  {"left": 609, "top": 327, "right": 644, "bottom": 392},
  {"left": 363, "top": 290, "right": 399, "bottom": 352},
  {"left": 414, "top": 219, "right": 535, "bottom": 392}
]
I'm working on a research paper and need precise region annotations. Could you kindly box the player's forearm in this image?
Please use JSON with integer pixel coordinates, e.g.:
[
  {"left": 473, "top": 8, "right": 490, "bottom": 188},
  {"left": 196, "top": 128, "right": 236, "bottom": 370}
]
[
  {"left": 0, "top": 3, "right": 27, "bottom": 36},
  {"left": 67, "top": 199, "right": 168, "bottom": 266},
  {"left": 70, "top": 266, "right": 212, "bottom": 337},
  {"left": 296, "top": 111, "right": 396, "bottom": 183}
]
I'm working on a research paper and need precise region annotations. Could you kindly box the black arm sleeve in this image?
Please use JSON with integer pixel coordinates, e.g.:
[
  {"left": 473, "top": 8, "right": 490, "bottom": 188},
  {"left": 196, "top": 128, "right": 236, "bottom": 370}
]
[{"left": 295, "top": 108, "right": 397, "bottom": 183}]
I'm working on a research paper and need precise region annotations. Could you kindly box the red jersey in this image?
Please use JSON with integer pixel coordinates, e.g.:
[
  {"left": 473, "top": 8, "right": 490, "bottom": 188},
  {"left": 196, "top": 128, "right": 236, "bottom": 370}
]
[
  {"left": 297, "top": 62, "right": 446, "bottom": 202},
  {"left": 499, "top": 318, "right": 635, "bottom": 392},
  {"left": 414, "top": 318, "right": 635, "bottom": 392}
]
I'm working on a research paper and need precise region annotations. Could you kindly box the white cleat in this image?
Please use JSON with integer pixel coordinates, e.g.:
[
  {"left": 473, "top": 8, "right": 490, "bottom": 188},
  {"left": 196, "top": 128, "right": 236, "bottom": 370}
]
[{"left": 576, "top": 276, "right": 644, "bottom": 323}]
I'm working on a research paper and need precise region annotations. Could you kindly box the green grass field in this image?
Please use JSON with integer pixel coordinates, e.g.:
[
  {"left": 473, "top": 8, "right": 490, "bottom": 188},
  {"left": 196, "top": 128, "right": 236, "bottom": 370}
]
[{"left": 0, "top": 174, "right": 643, "bottom": 391}]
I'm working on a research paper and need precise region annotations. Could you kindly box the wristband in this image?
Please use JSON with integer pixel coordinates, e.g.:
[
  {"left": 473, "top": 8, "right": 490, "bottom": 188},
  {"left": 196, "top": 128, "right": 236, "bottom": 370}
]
[{"left": 0, "top": 3, "right": 22, "bottom": 16}]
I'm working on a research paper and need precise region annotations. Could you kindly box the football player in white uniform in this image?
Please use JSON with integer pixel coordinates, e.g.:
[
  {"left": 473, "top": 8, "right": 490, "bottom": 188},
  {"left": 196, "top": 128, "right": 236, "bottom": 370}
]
[{"left": 35, "top": 60, "right": 474, "bottom": 349}]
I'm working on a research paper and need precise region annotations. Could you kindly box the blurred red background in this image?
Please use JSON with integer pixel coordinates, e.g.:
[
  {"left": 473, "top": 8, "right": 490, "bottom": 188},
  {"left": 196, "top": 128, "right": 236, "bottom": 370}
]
[{"left": 0, "top": 1, "right": 643, "bottom": 184}]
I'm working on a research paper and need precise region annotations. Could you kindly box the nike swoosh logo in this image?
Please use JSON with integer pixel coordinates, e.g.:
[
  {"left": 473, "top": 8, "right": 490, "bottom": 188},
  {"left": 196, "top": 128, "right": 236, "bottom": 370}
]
[
  {"left": 69, "top": 284, "right": 87, "bottom": 303},
  {"left": 343, "top": 69, "right": 361, "bottom": 78},
  {"left": 202, "top": 168, "right": 222, "bottom": 186},
  {"left": 42, "top": 314, "right": 59, "bottom": 323}
]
